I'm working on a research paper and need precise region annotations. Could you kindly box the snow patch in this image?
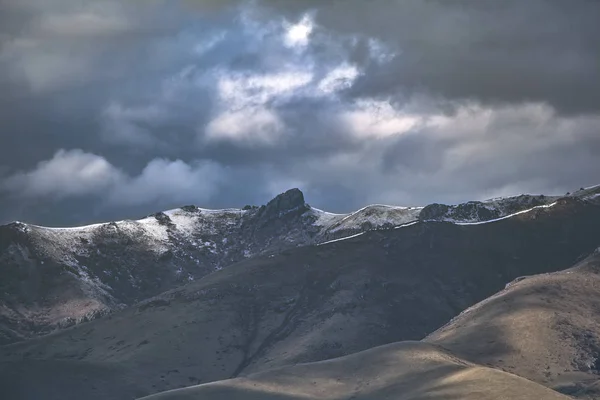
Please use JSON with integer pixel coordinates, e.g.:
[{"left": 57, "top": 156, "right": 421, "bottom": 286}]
[
  {"left": 327, "top": 205, "right": 421, "bottom": 234},
  {"left": 135, "top": 218, "right": 169, "bottom": 242},
  {"left": 163, "top": 209, "right": 198, "bottom": 236},
  {"left": 394, "top": 221, "right": 420, "bottom": 229},
  {"left": 28, "top": 222, "right": 108, "bottom": 232},
  {"left": 318, "top": 232, "right": 365, "bottom": 246}
]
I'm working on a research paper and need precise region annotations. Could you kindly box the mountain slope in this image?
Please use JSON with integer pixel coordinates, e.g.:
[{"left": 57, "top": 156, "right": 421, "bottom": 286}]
[
  {"left": 3, "top": 186, "right": 598, "bottom": 344},
  {"left": 0, "top": 189, "right": 421, "bottom": 344},
  {"left": 138, "top": 341, "right": 570, "bottom": 400},
  {"left": 426, "top": 249, "right": 600, "bottom": 398},
  {"left": 1, "top": 195, "right": 599, "bottom": 399}
]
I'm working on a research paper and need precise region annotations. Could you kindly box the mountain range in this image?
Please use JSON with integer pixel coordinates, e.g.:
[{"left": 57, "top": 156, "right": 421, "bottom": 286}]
[{"left": 1, "top": 184, "right": 600, "bottom": 399}]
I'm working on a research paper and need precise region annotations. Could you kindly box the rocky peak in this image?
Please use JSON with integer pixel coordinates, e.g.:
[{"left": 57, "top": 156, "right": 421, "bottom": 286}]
[{"left": 262, "top": 188, "right": 308, "bottom": 218}]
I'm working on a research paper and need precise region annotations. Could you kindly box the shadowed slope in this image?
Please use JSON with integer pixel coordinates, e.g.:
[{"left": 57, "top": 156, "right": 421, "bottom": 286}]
[{"left": 0, "top": 359, "right": 147, "bottom": 400}]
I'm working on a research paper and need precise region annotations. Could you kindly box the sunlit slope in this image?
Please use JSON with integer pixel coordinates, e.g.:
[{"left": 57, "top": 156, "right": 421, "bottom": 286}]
[
  {"left": 427, "top": 250, "right": 600, "bottom": 398},
  {"left": 139, "top": 341, "right": 569, "bottom": 400}
]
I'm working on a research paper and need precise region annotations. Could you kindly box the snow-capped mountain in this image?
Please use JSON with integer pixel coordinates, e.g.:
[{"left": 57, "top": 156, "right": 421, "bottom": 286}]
[{"left": 1, "top": 185, "right": 599, "bottom": 344}]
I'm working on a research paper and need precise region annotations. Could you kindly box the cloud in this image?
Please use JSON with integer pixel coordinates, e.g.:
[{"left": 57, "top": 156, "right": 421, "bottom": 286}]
[
  {"left": 214, "top": 70, "right": 314, "bottom": 109},
  {"left": 108, "top": 158, "right": 224, "bottom": 206},
  {"left": 203, "top": 70, "right": 314, "bottom": 146},
  {"left": 1, "top": 150, "right": 223, "bottom": 209},
  {"left": 176, "top": 0, "right": 599, "bottom": 115},
  {"left": 206, "top": 107, "right": 285, "bottom": 146},
  {"left": 35, "top": 9, "right": 131, "bottom": 37},
  {"left": 101, "top": 102, "right": 169, "bottom": 147},
  {"left": 317, "top": 63, "right": 360, "bottom": 94},
  {"left": 341, "top": 99, "right": 425, "bottom": 139},
  {"left": 2, "top": 149, "right": 124, "bottom": 199},
  {"left": 1, "top": 0, "right": 599, "bottom": 226},
  {"left": 4, "top": 1, "right": 600, "bottom": 112},
  {"left": 329, "top": 0, "right": 600, "bottom": 115}
]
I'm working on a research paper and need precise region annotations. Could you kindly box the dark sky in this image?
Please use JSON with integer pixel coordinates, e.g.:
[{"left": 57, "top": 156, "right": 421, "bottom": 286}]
[{"left": 1, "top": 0, "right": 599, "bottom": 226}]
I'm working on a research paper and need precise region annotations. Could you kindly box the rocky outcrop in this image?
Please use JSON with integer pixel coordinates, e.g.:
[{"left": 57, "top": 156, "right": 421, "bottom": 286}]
[
  {"left": 419, "top": 194, "right": 559, "bottom": 223},
  {"left": 259, "top": 188, "right": 309, "bottom": 220}
]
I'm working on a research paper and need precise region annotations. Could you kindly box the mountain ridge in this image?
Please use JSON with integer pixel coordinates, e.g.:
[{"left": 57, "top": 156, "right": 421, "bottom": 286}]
[
  {"left": 1, "top": 186, "right": 598, "bottom": 345},
  {"left": 2, "top": 194, "right": 600, "bottom": 399}
]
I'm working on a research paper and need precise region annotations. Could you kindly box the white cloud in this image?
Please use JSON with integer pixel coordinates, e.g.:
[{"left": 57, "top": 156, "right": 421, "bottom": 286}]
[
  {"left": 206, "top": 107, "right": 284, "bottom": 146},
  {"left": 2, "top": 149, "right": 124, "bottom": 198},
  {"left": 283, "top": 14, "right": 314, "bottom": 48},
  {"left": 215, "top": 70, "right": 314, "bottom": 109},
  {"left": 204, "top": 70, "right": 313, "bottom": 145},
  {"left": 108, "top": 159, "right": 223, "bottom": 206},
  {"left": 342, "top": 100, "right": 424, "bottom": 138},
  {"left": 2, "top": 150, "right": 223, "bottom": 207},
  {"left": 318, "top": 63, "right": 360, "bottom": 94}
]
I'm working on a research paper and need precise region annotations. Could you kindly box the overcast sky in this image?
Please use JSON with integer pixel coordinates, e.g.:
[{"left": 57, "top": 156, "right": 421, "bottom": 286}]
[{"left": 1, "top": 0, "right": 599, "bottom": 226}]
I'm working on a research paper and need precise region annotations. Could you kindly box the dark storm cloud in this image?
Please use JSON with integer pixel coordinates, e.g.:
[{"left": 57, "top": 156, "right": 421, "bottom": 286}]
[
  {"left": 343, "top": 1, "right": 599, "bottom": 115},
  {"left": 382, "top": 129, "right": 452, "bottom": 175},
  {"left": 247, "top": 0, "right": 600, "bottom": 115},
  {"left": 0, "top": 0, "right": 599, "bottom": 226},
  {"left": 346, "top": 4, "right": 600, "bottom": 115}
]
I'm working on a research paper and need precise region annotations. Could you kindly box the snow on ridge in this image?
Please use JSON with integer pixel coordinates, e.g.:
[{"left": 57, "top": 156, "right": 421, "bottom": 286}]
[
  {"left": 331, "top": 204, "right": 420, "bottom": 228},
  {"left": 135, "top": 217, "right": 170, "bottom": 242},
  {"left": 163, "top": 209, "right": 199, "bottom": 236},
  {"left": 7, "top": 190, "right": 572, "bottom": 250},
  {"left": 309, "top": 207, "right": 346, "bottom": 216},
  {"left": 195, "top": 207, "right": 247, "bottom": 214},
  {"left": 394, "top": 221, "right": 420, "bottom": 229},
  {"left": 19, "top": 206, "right": 248, "bottom": 232},
  {"left": 317, "top": 232, "right": 365, "bottom": 246},
  {"left": 308, "top": 207, "right": 346, "bottom": 228},
  {"left": 27, "top": 222, "right": 109, "bottom": 232},
  {"left": 162, "top": 206, "right": 247, "bottom": 215},
  {"left": 335, "top": 204, "right": 378, "bottom": 225},
  {"left": 17, "top": 201, "right": 419, "bottom": 233},
  {"left": 336, "top": 204, "right": 412, "bottom": 223},
  {"left": 448, "top": 202, "right": 558, "bottom": 226}
]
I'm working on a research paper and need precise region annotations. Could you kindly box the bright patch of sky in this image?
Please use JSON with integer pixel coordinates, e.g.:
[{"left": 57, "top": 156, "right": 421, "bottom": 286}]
[{"left": 283, "top": 14, "right": 314, "bottom": 48}]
